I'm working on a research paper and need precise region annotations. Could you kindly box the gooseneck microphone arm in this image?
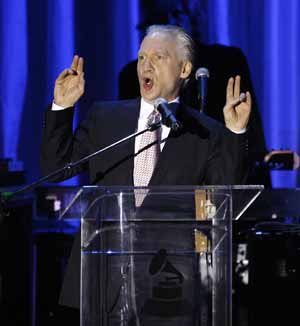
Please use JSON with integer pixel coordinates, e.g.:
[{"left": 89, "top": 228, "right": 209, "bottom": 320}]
[{"left": 0, "top": 120, "right": 161, "bottom": 211}]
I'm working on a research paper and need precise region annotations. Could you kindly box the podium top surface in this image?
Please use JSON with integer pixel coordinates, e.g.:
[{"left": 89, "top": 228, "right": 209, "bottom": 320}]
[{"left": 57, "top": 185, "right": 263, "bottom": 222}]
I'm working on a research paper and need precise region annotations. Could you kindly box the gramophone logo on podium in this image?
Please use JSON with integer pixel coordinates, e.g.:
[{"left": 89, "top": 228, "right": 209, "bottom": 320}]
[{"left": 142, "top": 248, "right": 192, "bottom": 317}]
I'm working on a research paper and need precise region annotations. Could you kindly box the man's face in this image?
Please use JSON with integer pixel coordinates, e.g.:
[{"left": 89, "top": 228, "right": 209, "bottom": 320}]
[{"left": 137, "top": 34, "right": 191, "bottom": 103}]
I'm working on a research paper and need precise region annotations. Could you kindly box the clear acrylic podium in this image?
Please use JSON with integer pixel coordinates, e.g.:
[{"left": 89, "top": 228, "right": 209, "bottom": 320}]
[{"left": 77, "top": 185, "right": 263, "bottom": 326}]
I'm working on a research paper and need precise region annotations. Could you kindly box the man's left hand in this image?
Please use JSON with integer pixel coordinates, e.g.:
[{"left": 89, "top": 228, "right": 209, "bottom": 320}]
[{"left": 223, "top": 76, "right": 251, "bottom": 132}]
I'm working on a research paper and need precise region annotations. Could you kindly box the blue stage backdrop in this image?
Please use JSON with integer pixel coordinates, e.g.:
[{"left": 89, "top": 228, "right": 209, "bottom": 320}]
[{"left": 0, "top": 0, "right": 299, "bottom": 187}]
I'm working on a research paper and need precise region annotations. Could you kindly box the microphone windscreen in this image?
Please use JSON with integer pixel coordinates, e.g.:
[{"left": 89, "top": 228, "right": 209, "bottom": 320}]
[
  {"left": 153, "top": 97, "right": 168, "bottom": 110},
  {"left": 195, "top": 67, "right": 210, "bottom": 80}
]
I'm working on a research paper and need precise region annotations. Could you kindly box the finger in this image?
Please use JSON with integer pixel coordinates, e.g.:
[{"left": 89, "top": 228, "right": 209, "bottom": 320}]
[
  {"left": 71, "top": 55, "right": 79, "bottom": 71},
  {"left": 228, "top": 97, "right": 242, "bottom": 108},
  {"left": 246, "top": 91, "right": 252, "bottom": 108},
  {"left": 233, "top": 75, "right": 241, "bottom": 98},
  {"left": 56, "top": 68, "right": 75, "bottom": 82},
  {"left": 79, "top": 72, "right": 85, "bottom": 84},
  {"left": 78, "top": 73, "right": 85, "bottom": 92},
  {"left": 77, "top": 57, "right": 84, "bottom": 73},
  {"left": 226, "top": 77, "right": 234, "bottom": 101}
]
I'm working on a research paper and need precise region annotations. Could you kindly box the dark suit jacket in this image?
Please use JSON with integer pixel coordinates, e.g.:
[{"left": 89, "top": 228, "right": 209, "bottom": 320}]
[{"left": 40, "top": 98, "right": 248, "bottom": 308}]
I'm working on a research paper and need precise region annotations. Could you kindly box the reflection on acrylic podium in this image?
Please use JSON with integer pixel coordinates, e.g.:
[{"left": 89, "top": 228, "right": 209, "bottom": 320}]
[{"left": 73, "top": 185, "right": 262, "bottom": 326}]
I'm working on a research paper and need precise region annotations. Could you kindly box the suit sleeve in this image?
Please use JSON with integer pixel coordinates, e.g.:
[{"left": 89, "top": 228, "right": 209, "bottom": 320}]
[
  {"left": 204, "top": 127, "right": 249, "bottom": 185},
  {"left": 40, "top": 105, "right": 95, "bottom": 181}
]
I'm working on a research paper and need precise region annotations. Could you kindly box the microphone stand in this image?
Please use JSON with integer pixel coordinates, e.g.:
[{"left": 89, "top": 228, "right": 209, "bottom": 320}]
[
  {"left": 0, "top": 121, "right": 162, "bottom": 219},
  {"left": 199, "top": 96, "right": 206, "bottom": 113}
]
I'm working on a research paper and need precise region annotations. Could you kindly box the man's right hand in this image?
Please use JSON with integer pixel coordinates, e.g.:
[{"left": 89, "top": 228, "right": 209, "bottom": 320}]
[{"left": 54, "top": 55, "right": 85, "bottom": 108}]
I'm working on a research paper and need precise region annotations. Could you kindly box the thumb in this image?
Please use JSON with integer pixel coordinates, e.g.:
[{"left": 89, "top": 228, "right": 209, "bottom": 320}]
[{"left": 224, "top": 93, "right": 246, "bottom": 111}]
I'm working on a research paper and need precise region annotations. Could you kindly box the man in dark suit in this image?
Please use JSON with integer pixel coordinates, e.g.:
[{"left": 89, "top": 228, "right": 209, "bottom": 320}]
[
  {"left": 119, "top": 0, "right": 271, "bottom": 187},
  {"left": 119, "top": 43, "right": 269, "bottom": 187},
  {"left": 41, "top": 25, "right": 250, "bottom": 317}
]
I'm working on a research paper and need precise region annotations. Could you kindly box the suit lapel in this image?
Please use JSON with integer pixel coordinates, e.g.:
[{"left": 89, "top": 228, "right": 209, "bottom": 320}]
[
  {"left": 148, "top": 102, "right": 185, "bottom": 186},
  {"left": 149, "top": 128, "right": 185, "bottom": 186},
  {"left": 118, "top": 98, "right": 140, "bottom": 135},
  {"left": 111, "top": 98, "right": 140, "bottom": 185}
]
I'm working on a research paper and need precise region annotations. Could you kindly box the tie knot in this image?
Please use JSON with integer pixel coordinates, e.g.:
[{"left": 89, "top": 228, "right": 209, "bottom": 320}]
[{"left": 147, "top": 110, "right": 161, "bottom": 126}]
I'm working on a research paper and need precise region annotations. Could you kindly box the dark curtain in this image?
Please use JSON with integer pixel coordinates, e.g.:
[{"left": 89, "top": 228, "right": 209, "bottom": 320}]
[{"left": 0, "top": 0, "right": 140, "bottom": 185}]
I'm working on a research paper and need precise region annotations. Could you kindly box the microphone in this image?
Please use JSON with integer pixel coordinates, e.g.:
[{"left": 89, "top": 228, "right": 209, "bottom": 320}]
[
  {"left": 153, "top": 98, "right": 181, "bottom": 131},
  {"left": 195, "top": 67, "right": 210, "bottom": 112}
]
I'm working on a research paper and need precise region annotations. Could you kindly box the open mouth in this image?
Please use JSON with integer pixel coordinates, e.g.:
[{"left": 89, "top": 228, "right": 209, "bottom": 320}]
[{"left": 143, "top": 77, "right": 154, "bottom": 91}]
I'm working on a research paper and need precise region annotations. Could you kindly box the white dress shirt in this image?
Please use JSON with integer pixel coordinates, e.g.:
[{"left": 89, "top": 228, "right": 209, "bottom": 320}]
[{"left": 135, "top": 97, "right": 179, "bottom": 153}]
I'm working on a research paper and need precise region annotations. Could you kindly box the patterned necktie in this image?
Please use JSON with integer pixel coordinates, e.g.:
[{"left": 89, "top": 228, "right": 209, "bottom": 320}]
[{"left": 134, "top": 110, "right": 161, "bottom": 206}]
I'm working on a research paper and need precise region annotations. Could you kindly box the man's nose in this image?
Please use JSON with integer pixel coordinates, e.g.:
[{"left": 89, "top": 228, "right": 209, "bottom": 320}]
[{"left": 142, "top": 58, "right": 154, "bottom": 71}]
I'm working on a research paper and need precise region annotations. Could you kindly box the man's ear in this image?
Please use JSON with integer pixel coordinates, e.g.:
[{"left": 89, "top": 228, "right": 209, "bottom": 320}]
[{"left": 180, "top": 61, "right": 193, "bottom": 79}]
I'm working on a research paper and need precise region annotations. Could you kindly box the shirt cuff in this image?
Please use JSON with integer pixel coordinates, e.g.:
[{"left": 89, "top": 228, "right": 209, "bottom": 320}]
[
  {"left": 229, "top": 128, "right": 246, "bottom": 134},
  {"left": 52, "top": 102, "right": 67, "bottom": 111}
]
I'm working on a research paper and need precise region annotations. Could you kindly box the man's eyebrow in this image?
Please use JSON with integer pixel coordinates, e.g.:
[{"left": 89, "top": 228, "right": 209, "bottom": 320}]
[
  {"left": 137, "top": 49, "right": 171, "bottom": 57},
  {"left": 150, "top": 50, "right": 171, "bottom": 58},
  {"left": 155, "top": 49, "right": 170, "bottom": 55}
]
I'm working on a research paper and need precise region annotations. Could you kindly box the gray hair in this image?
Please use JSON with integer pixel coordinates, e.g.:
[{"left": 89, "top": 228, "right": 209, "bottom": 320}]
[{"left": 145, "top": 24, "right": 195, "bottom": 65}]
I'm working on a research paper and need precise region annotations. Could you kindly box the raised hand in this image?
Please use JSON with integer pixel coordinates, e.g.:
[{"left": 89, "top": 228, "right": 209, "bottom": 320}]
[
  {"left": 54, "top": 55, "right": 85, "bottom": 108},
  {"left": 223, "top": 76, "right": 251, "bottom": 132}
]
